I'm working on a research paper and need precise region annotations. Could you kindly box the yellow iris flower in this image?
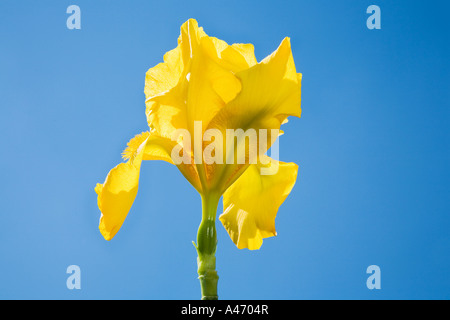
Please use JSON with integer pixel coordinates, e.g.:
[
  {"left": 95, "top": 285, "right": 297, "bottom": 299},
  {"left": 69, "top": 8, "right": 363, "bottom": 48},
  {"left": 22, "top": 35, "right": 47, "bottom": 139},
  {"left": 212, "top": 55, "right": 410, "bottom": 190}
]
[{"left": 95, "top": 19, "right": 301, "bottom": 299}]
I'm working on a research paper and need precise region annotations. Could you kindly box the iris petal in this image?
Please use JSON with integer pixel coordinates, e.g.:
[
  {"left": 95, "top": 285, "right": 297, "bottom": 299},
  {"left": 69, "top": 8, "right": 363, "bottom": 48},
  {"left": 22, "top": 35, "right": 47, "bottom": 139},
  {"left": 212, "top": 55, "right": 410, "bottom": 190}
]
[
  {"left": 205, "top": 37, "right": 302, "bottom": 191},
  {"left": 219, "top": 156, "right": 298, "bottom": 250},
  {"left": 96, "top": 136, "right": 148, "bottom": 240},
  {"left": 95, "top": 132, "right": 201, "bottom": 240}
]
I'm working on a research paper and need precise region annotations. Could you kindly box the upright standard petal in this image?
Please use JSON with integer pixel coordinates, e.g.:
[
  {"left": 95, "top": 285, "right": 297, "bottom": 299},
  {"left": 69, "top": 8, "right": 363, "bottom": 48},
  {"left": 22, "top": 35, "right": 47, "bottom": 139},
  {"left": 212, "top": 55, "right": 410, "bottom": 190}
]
[
  {"left": 144, "top": 45, "right": 184, "bottom": 99},
  {"left": 208, "top": 37, "right": 301, "bottom": 138},
  {"left": 145, "top": 19, "right": 243, "bottom": 140},
  {"left": 145, "top": 19, "right": 254, "bottom": 190},
  {"left": 205, "top": 37, "right": 302, "bottom": 191},
  {"left": 219, "top": 157, "right": 298, "bottom": 250}
]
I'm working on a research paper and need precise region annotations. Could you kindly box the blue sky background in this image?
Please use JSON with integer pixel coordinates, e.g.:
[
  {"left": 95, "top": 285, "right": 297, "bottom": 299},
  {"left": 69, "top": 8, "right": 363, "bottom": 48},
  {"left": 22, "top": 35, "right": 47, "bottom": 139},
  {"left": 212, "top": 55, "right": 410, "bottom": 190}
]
[{"left": 0, "top": 0, "right": 449, "bottom": 299}]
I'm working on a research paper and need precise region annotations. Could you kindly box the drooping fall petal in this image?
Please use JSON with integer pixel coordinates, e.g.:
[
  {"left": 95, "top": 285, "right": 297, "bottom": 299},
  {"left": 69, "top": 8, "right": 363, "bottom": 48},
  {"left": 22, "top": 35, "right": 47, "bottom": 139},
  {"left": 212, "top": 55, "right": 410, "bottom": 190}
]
[
  {"left": 95, "top": 131, "right": 201, "bottom": 240},
  {"left": 96, "top": 135, "right": 148, "bottom": 241},
  {"left": 219, "top": 156, "right": 298, "bottom": 250}
]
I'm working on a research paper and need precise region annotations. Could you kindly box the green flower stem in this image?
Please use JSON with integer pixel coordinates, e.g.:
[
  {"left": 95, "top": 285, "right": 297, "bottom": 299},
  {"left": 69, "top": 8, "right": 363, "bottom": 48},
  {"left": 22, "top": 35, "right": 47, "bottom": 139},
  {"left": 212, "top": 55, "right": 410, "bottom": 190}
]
[{"left": 195, "top": 192, "right": 220, "bottom": 300}]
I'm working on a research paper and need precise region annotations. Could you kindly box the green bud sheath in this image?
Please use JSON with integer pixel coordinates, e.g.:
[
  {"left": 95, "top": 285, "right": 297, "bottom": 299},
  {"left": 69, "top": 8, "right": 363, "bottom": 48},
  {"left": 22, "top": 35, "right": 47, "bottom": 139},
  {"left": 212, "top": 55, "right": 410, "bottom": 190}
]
[{"left": 195, "top": 192, "right": 220, "bottom": 300}]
